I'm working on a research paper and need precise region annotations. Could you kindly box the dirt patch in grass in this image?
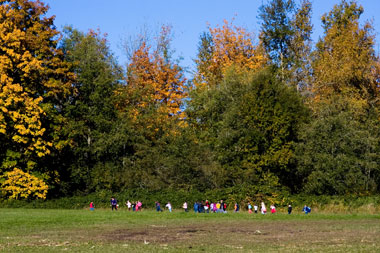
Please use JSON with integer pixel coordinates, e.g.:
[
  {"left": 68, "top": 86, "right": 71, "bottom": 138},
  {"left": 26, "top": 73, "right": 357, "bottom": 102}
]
[
  {"left": 97, "top": 221, "right": 380, "bottom": 244},
  {"left": 98, "top": 219, "right": 380, "bottom": 248},
  {"left": 99, "top": 226, "right": 208, "bottom": 243}
]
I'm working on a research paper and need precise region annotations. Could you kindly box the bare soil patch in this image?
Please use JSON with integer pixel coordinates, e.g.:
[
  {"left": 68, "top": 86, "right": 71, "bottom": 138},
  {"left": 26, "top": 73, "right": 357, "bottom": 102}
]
[{"left": 98, "top": 219, "right": 380, "bottom": 247}]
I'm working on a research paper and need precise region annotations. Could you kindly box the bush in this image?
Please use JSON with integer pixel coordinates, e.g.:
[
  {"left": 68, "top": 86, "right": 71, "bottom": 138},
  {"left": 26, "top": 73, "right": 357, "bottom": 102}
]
[{"left": 1, "top": 187, "right": 379, "bottom": 213}]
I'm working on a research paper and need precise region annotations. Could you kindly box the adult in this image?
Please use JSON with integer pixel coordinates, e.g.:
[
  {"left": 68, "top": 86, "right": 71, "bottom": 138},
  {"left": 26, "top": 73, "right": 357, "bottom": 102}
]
[{"left": 111, "top": 197, "right": 118, "bottom": 211}]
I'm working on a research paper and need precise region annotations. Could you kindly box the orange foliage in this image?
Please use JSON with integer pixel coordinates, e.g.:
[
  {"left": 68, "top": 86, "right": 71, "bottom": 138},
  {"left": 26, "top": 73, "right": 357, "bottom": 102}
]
[
  {"left": 117, "top": 26, "right": 187, "bottom": 118},
  {"left": 194, "top": 19, "right": 267, "bottom": 88}
]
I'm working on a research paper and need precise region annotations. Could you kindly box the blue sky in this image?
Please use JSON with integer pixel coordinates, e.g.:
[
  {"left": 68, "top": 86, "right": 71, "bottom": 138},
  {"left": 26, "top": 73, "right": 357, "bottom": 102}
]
[{"left": 44, "top": 0, "right": 380, "bottom": 73}]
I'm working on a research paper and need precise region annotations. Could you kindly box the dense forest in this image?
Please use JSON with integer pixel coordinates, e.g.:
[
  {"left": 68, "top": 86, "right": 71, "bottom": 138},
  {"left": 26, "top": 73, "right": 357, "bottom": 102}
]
[{"left": 1, "top": 0, "right": 380, "bottom": 201}]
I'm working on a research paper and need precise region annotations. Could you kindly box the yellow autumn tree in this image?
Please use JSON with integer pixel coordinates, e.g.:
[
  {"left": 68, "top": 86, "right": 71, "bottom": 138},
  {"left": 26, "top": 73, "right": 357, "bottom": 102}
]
[
  {"left": 0, "top": 1, "right": 74, "bottom": 177},
  {"left": 194, "top": 19, "right": 267, "bottom": 88},
  {"left": 1, "top": 168, "right": 48, "bottom": 199},
  {"left": 312, "top": 1, "right": 379, "bottom": 101}
]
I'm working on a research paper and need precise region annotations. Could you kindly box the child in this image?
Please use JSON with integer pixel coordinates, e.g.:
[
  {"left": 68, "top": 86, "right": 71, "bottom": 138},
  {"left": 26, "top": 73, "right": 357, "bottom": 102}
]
[
  {"left": 166, "top": 202, "right": 172, "bottom": 212},
  {"left": 234, "top": 203, "right": 239, "bottom": 213},
  {"left": 89, "top": 202, "right": 95, "bottom": 211},
  {"left": 254, "top": 203, "right": 258, "bottom": 214},
  {"left": 137, "top": 201, "right": 142, "bottom": 211},
  {"left": 248, "top": 203, "right": 252, "bottom": 214},
  {"left": 216, "top": 202, "right": 221, "bottom": 213},
  {"left": 303, "top": 205, "right": 311, "bottom": 214},
  {"left": 126, "top": 200, "right": 131, "bottom": 211},
  {"left": 210, "top": 203, "right": 214, "bottom": 213},
  {"left": 204, "top": 203, "right": 209, "bottom": 213},
  {"left": 155, "top": 201, "right": 162, "bottom": 212},
  {"left": 132, "top": 202, "right": 136, "bottom": 211},
  {"left": 288, "top": 204, "right": 292, "bottom": 214},
  {"left": 261, "top": 202, "right": 266, "bottom": 214},
  {"left": 194, "top": 202, "right": 199, "bottom": 213},
  {"left": 270, "top": 204, "right": 276, "bottom": 214},
  {"left": 183, "top": 202, "right": 188, "bottom": 212},
  {"left": 205, "top": 200, "right": 210, "bottom": 213}
]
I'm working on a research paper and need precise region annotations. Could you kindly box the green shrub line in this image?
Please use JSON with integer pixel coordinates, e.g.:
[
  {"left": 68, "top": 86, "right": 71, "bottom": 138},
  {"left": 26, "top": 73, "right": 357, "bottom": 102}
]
[{"left": 1, "top": 187, "right": 380, "bottom": 212}]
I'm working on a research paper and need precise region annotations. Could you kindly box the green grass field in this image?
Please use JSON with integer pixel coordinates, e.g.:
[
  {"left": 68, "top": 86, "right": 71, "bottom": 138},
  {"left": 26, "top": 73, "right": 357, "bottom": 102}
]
[{"left": 0, "top": 208, "right": 380, "bottom": 252}]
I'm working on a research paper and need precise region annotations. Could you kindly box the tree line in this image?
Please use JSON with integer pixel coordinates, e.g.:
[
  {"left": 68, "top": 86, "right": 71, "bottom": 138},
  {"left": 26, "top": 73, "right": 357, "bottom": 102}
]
[{"left": 1, "top": 0, "right": 380, "bottom": 200}]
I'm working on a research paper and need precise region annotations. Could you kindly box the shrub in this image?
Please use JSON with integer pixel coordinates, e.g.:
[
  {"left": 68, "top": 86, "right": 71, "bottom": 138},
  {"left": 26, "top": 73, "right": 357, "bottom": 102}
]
[{"left": 1, "top": 168, "right": 48, "bottom": 200}]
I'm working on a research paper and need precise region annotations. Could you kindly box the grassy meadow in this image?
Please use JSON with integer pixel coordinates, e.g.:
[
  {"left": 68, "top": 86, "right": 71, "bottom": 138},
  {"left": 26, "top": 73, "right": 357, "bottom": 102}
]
[{"left": 0, "top": 208, "right": 380, "bottom": 252}]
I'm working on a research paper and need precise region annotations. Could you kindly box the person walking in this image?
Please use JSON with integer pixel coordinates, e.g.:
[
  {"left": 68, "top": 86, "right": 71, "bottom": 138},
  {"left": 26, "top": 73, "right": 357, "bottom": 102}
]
[
  {"left": 288, "top": 204, "right": 292, "bottom": 214},
  {"left": 166, "top": 202, "right": 172, "bottom": 212},
  {"left": 126, "top": 200, "right": 131, "bottom": 211},
  {"left": 234, "top": 203, "right": 240, "bottom": 213},
  {"left": 111, "top": 197, "right": 118, "bottom": 211},
  {"left": 261, "top": 202, "right": 267, "bottom": 214},
  {"left": 254, "top": 203, "right": 258, "bottom": 214},
  {"left": 155, "top": 201, "right": 162, "bottom": 212},
  {"left": 248, "top": 203, "right": 252, "bottom": 213},
  {"left": 183, "top": 202, "right": 188, "bottom": 212},
  {"left": 270, "top": 204, "right": 276, "bottom": 214}
]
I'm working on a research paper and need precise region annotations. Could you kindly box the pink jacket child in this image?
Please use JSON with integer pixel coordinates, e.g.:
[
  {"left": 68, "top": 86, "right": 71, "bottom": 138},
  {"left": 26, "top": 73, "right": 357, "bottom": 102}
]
[
  {"left": 137, "top": 201, "right": 142, "bottom": 211},
  {"left": 89, "top": 202, "right": 95, "bottom": 211},
  {"left": 212, "top": 203, "right": 217, "bottom": 212}
]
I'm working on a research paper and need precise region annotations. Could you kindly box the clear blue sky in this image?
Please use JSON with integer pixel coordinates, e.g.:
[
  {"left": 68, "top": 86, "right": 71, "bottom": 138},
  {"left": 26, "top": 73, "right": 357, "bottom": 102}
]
[{"left": 44, "top": 0, "right": 380, "bottom": 73}]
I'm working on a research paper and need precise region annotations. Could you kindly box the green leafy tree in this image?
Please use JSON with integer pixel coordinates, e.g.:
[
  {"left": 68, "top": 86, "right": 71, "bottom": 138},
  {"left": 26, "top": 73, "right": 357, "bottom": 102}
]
[
  {"left": 187, "top": 67, "right": 308, "bottom": 189},
  {"left": 289, "top": 0, "right": 313, "bottom": 91},
  {"left": 296, "top": 95, "right": 380, "bottom": 194},
  {"left": 259, "top": 0, "right": 295, "bottom": 77},
  {"left": 259, "top": 0, "right": 313, "bottom": 88},
  {"left": 58, "top": 27, "right": 122, "bottom": 194}
]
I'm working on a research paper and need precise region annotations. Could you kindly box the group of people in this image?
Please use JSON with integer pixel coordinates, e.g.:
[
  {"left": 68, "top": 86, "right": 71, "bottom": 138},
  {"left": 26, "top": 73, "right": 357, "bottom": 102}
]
[
  {"left": 91, "top": 198, "right": 311, "bottom": 214},
  {"left": 154, "top": 201, "right": 173, "bottom": 212},
  {"left": 108, "top": 197, "right": 143, "bottom": 211},
  {"left": 125, "top": 200, "right": 143, "bottom": 211}
]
